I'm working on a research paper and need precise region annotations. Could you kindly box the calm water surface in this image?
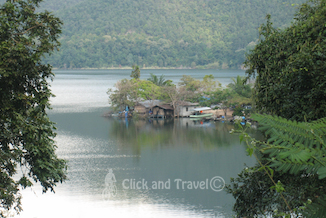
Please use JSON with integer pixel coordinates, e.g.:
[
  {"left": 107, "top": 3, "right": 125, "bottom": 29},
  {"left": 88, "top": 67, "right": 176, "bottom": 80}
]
[{"left": 17, "top": 69, "right": 256, "bottom": 218}]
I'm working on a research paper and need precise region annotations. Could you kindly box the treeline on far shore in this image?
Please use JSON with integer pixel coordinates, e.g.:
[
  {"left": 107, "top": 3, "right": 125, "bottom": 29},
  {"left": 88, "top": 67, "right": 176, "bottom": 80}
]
[{"left": 40, "top": 0, "right": 306, "bottom": 69}]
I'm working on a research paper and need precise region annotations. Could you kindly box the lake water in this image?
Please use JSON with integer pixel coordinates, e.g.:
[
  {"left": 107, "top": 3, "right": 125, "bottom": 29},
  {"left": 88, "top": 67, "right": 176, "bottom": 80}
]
[{"left": 17, "top": 69, "right": 257, "bottom": 218}]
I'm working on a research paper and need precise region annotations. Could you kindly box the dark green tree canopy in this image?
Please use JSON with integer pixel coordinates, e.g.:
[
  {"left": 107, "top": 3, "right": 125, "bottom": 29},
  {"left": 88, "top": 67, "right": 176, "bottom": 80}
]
[
  {"left": 0, "top": 0, "right": 66, "bottom": 216},
  {"left": 245, "top": 0, "right": 326, "bottom": 121}
]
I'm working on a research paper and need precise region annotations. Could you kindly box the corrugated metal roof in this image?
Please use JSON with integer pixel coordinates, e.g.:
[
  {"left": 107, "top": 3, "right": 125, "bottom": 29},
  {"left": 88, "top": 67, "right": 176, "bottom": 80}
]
[{"left": 138, "top": 100, "right": 162, "bottom": 108}]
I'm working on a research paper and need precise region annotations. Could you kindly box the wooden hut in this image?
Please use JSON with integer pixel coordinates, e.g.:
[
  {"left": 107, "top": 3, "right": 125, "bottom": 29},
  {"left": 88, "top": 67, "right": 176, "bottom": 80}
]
[
  {"left": 134, "top": 100, "right": 162, "bottom": 114},
  {"left": 151, "top": 104, "right": 174, "bottom": 118}
]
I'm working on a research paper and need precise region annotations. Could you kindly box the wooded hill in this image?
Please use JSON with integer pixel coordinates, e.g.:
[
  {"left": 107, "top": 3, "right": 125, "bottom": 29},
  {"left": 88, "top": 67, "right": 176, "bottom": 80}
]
[{"left": 35, "top": 0, "right": 307, "bottom": 69}]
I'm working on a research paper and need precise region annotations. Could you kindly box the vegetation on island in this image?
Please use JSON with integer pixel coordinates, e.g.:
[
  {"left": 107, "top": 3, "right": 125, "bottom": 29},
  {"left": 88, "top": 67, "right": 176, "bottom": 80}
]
[
  {"left": 227, "top": 0, "right": 326, "bottom": 217},
  {"left": 108, "top": 66, "right": 253, "bottom": 117},
  {"left": 33, "top": 0, "right": 307, "bottom": 69},
  {"left": 0, "top": 0, "right": 67, "bottom": 216}
]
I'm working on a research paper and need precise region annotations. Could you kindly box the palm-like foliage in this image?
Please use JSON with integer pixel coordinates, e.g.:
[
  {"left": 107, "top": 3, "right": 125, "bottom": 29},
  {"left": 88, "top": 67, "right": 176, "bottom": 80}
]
[
  {"left": 147, "top": 73, "right": 172, "bottom": 86},
  {"left": 228, "top": 75, "right": 252, "bottom": 98}
]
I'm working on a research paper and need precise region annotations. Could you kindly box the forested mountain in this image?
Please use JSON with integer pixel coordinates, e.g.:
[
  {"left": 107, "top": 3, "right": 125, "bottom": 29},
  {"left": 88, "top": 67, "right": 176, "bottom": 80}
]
[{"left": 34, "top": 0, "right": 307, "bottom": 68}]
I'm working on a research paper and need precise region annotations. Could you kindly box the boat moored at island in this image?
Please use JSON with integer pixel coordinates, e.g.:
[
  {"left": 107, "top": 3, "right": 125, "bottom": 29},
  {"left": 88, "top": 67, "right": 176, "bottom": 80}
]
[{"left": 189, "top": 107, "right": 213, "bottom": 118}]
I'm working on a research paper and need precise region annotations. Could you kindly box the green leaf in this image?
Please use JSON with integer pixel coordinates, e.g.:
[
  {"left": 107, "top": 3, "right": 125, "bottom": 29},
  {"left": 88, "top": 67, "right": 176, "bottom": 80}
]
[
  {"left": 246, "top": 147, "right": 254, "bottom": 156},
  {"left": 239, "top": 133, "right": 244, "bottom": 143},
  {"left": 317, "top": 166, "right": 326, "bottom": 180},
  {"left": 270, "top": 180, "right": 285, "bottom": 193}
]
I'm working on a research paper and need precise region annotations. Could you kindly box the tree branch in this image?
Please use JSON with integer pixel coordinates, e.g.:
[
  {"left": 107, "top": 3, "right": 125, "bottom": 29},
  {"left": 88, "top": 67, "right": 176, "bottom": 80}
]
[{"left": 14, "top": 22, "right": 44, "bottom": 36}]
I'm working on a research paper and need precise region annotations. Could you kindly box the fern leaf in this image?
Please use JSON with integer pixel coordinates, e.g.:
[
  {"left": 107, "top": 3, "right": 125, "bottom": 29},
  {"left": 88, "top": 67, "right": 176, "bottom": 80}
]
[
  {"left": 303, "top": 197, "right": 326, "bottom": 218},
  {"left": 251, "top": 114, "right": 321, "bottom": 149},
  {"left": 252, "top": 114, "right": 326, "bottom": 174}
]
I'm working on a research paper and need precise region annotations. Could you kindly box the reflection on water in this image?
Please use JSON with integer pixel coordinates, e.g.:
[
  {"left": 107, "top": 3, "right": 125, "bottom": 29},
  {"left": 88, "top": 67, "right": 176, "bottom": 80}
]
[
  {"left": 18, "top": 111, "right": 257, "bottom": 218},
  {"left": 110, "top": 118, "right": 238, "bottom": 154},
  {"left": 105, "top": 117, "right": 258, "bottom": 217},
  {"left": 17, "top": 70, "right": 257, "bottom": 218}
]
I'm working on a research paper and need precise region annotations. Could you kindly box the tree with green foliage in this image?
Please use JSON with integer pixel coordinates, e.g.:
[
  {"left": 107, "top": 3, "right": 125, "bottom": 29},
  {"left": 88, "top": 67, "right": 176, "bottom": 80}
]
[
  {"left": 215, "top": 89, "right": 237, "bottom": 117},
  {"left": 147, "top": 73, "right": 172, "bottom": 86},
  {"left": 108, "top": 78, "right": 166, "bottom": 111},
  {"left": 204, "top": 85, "right": 251, "bottom": 115},
  {"left": 132, "top": 79, "right": 164, "bottom": 100},
  {"left": 228, "top": 75, "right": 252, "bottom": 99},
  {"left": 245, "top": 0, "right": 326, "bottom": 121},
  {"left": 227, "top": 1, "right": 326, "bottom": 216},
  {"left": 202, "top": 74, "right": 221, "bottom": 93},
  {"left": 178, "top": 75, "right": 202, "bottom": 92},
  {"left": 0, "top": 0, "right": 67, "bottom": 216},
  {"left": 177, "top": 75, "right": 203, "bottom": 103},
  {"left": 130, "top": 64, "right": 140, "bottom": 79},
  {"left": 178, "top": 74, "right": 222, "bottom": 103},
  {"left": 108, "top": 79, "right": 139, "bottom": 111}
]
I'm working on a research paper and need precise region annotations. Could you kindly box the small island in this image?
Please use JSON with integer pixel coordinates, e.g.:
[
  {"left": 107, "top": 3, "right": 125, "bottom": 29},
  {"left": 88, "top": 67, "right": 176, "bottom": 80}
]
[{"left": 106, "top": 66, "right": 253, "bottom": 121}]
